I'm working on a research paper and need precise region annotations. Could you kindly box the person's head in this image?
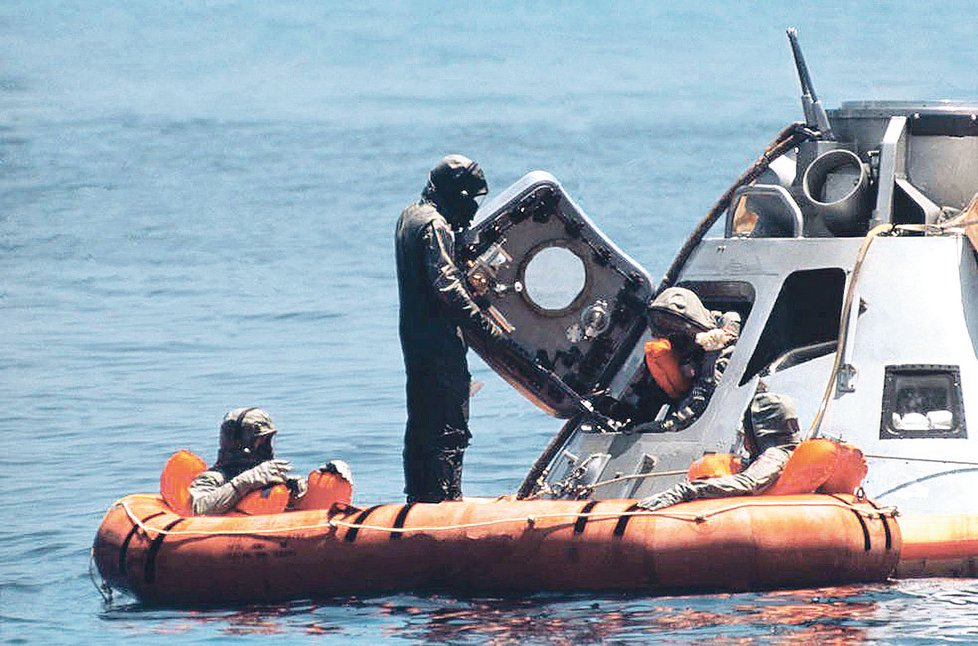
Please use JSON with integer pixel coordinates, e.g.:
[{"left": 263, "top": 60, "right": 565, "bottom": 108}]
[
  {"left": 215, "top": 407, "right": 277, "bottom": 469},
  {"left": 744, "top": 392, "right": 801, "bottom": 455},
  {"left": 422, "top": 154, "right": 488, "bottom": 229},
  {"left": 896, "top": 386, "right": 924, "bottom": 415},
  {"left": 646, "top": 287, "right": 716, "bottom": 349}
]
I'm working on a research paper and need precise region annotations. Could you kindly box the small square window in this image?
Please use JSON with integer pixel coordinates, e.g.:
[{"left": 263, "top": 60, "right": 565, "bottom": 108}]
[{"left": 880, "top": 365, "right": 967, "bottom": 439}]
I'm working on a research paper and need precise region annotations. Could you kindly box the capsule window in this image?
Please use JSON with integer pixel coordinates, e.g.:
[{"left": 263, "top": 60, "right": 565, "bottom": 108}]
[
  {"left": 741, "top": 268, "right": 845, "bottom": 384},
  {"left": 881, "top": 365, "right": 967, "bottom": 439},
  {"left": 677, "top": 280, "right": 756, "bottom": 324},
  {"left": 521, "top": 244, "right": 587, "bottom": 314}
]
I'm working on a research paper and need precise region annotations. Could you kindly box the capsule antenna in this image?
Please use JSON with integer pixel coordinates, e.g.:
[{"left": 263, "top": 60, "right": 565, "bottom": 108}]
[{"left": 786, "top": 27, "right": 834, "bottom": 140}]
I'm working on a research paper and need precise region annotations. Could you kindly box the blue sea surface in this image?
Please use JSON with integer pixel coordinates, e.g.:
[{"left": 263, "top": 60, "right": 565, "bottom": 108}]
[{"left": 2, "top": 1, "right": 978, "bottom": 643}]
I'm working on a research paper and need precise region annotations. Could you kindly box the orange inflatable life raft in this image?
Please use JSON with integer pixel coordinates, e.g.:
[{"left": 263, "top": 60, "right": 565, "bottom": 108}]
[
  {"left": 895, "top": 513, "right": 978, "bottom": 578},
  {"left": 94, "top": 487, "right": 899, "bottom": 604}
]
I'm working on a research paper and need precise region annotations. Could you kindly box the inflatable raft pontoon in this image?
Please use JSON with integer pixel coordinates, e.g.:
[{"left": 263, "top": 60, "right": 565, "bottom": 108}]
[{"left": 94, "top": 492, "right": 901, "bottom": 605}]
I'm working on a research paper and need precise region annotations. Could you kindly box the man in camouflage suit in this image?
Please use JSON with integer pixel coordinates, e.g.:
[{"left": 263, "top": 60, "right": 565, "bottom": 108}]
[
  {"left": 628, "top": 287, "right": 740, "bottom": 434},
  {"left": 637, "top": 391, "right": 801, "bottom": 510},
  {"left": 395, "top": 154, "right": 503, "bottom": 503},
  {"left": 189, "top": 407, "right": 307, "bottom": 515}
]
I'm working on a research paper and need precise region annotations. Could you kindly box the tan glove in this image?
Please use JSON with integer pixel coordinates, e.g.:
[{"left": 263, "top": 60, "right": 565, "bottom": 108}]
[
  {"left": 230, "top": 459, "right": 292, "bottom": 492},
  {"left": 695, "top": 328, "right": 735, "bottom": 352}
]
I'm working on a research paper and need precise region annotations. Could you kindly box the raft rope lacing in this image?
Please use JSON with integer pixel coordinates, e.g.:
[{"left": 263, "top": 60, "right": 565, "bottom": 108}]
[
  {"left": 114, "top": 495, "right": 896, "bottom": 539},
  {"left": 89, "top": 549, "right": 113, "bottom": 603},
  {"left": 528, "top": 469, "right": 689, "bottom": 500}
]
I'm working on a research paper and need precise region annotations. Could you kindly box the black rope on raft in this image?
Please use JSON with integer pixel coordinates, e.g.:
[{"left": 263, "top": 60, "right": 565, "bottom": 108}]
[{"left": 89, "top": 548, "right": 113, "bottom": 604}]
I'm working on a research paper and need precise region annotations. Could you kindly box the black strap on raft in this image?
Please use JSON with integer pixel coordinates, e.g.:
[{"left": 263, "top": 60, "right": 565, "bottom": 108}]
[
  {"left": 118, "top": 511, "right": 166, "bottom": 574},
  {"left": 613, "top": 503, "right": 642, "bottom": 538},
  {"left": 389, "top": 503, "right": 415, "bottom": 541},
  {"left": 344, "top": 505, "right": 383, "bottom": 543},
  {"left": 826, "top": 494, "right": 871, "bottom": 552},
  {"left": 573, "top": 500, "right": 600, "bottom": 534},
  {"left": 861, "top": 497, "right": 893, "bottom": 551},
  {"left": 144, "top": 518, "right": 186, "bottom": 584}
]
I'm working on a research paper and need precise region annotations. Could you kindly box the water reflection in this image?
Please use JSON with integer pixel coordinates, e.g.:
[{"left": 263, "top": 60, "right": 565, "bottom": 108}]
[
  {"left": 99, "top": 581, "right": 978, "bottom": 643},
  {"left": 378, "top": 588, "right": 879, "bottom": 644}
]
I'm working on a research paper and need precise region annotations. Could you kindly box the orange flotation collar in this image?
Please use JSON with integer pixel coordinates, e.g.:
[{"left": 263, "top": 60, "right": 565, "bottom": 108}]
[
  {"left": 292, "top": 467, "right": 353, "bottom": 511},
  {"left": 160, "top": 449, "right": 207, "bottom": 515},
  {"left": 687, "top": 452, "right": 742, "bottom": 480},
  {"left": 644, "top": 337, "right": 692, "bottom": 399},
  {"left": 159, "top": 450, "right": 290, "bottom": 516},
  {"left": 684, "top": 439, "right": 868, "bottom": 496},
  {"left": 765, "top": 438, "right": 868, "bottom": 496}
]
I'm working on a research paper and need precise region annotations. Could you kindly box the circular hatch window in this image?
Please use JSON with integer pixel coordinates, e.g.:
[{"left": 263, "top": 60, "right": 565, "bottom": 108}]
[{"left": 522, "top": 245, "right": 587, "bottom": 313}]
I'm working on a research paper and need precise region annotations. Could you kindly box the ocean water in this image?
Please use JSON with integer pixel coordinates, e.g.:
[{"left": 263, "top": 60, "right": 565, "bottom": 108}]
[{"left": 2, "top": 1, "right": 978, "bottom": 643}]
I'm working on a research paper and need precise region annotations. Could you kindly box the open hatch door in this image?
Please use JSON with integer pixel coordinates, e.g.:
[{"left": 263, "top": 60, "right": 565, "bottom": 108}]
[{"left": 458, "top": 172, "right": 654, "bottom": 420}]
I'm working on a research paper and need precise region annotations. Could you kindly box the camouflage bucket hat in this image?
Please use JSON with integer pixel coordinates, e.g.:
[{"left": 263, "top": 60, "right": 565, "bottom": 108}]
[
  {"left": 749, "top": 392, "right": 800, "bottom": 444},
  {"left": 219, "top": 407, "right": 277, "bottom": 453},
  {"left": 647, "top": 287, "right": 716, "bottom": 335}
]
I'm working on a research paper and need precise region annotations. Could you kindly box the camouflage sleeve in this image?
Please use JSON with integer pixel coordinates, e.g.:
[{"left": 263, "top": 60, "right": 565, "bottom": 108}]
[
  {"left": 637, "top": 446, "right": 792, "bottom": 510},
  {"left": 712, "top": 342, "right": 736, "bottom": 389},
  {"left": 422, "top": 221, "right": 501, "bottom": 339},
  {"left": 683, "top": 446, "right": 791, "bottom": 497},
  {"left": 189, "top": 470, "right": 244, "bottom": 516},
  {"left": 656, "top": 342, "right": 736, "bottom": 433}
]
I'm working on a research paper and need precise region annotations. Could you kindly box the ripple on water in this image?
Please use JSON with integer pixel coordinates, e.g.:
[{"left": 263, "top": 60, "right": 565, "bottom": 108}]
[
  {"left": 4, "top": 2, "right": 978, "bottom": 643},
  {"left": 83, "top": 583, "right": 978, "bottom": 643}
]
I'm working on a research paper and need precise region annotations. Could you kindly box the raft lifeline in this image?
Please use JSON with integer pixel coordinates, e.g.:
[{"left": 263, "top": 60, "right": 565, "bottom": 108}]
[{"left": 94, "top": 492, "right": 898, "bottom": 605}]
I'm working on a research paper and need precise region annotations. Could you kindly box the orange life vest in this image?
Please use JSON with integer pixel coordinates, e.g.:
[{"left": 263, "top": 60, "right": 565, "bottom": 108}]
[
  {"left": 644, "top": 337, "right": 692, "bottom": 399},
  {"left": 159, "top": 449, "right": 291, "bottom": 516},
  {"left": 291, "top": 468, "right": 353, "bottom": 511},
  {"left": 687, "top": 452, "right": 742, "bottom": 480},
  {"left": 683, "top": 439, "right": 868, "bottom": 496},
  {"left": 765, "top": 438, "right": 868, "bottom": 496}
]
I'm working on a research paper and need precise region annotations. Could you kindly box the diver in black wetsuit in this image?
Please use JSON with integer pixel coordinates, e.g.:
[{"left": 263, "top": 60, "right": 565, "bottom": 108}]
[{"left": 395, "top": 155, "right": 503, "bottom": 503}]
